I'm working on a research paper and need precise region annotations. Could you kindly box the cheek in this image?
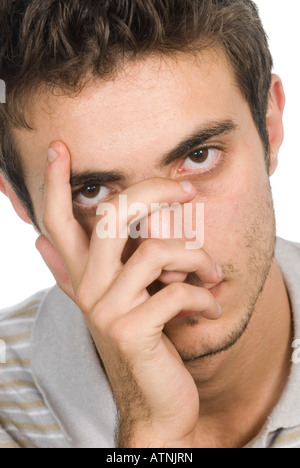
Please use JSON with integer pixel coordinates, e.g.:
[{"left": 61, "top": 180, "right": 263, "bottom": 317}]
[{"left": 193, "top": 161, "right": 271, "bottom": 259}]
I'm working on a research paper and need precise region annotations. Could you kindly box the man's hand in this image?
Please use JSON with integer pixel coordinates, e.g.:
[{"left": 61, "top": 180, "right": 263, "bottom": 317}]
[{"left": 36, "top": 142, "right": 223, "bottom": 448}]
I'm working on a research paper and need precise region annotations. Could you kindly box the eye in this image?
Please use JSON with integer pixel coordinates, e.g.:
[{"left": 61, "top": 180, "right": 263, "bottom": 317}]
[
  {"left": 180, "top": 147, "right": 222, "bottom": 172},
  {"left": 73, "top": 185, "right": 112, "bottom": 207}
]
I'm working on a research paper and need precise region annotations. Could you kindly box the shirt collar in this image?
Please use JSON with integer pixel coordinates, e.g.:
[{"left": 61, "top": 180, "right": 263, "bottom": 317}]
[
  {"left": 267, "top": 238, "right": 300, "bottom": 432},
  {"left": 246, "top": 238, "right": 300, "bottom": 448},
  {"left": 31, "top": 285, "right": 117, "bottom": 448}
]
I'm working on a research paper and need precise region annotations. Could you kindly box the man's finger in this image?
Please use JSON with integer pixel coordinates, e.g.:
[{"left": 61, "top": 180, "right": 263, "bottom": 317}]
[
  {"left": 101, "top": 240, "right": 222, "bottom": 317},
  {"left": 81, "top": 179, "right": 197, "bottom": 304},
  {"left": 42, "top": 141, "right": 90, "bottom": 291},
  {"left": 133, "top": 282, "right": 222, "bottom": 326},
  {"left": 96, "top": 283, "right": 222, "bottom": 346}
]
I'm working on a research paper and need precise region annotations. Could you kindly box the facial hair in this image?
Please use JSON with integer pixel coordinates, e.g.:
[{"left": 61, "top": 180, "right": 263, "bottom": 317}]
[{"left": 160, "top": 181, "right": 276, "bottom": 363}]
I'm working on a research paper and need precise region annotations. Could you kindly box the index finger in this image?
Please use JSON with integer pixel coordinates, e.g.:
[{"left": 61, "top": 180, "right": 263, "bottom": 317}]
[
  {"left": 42, "top": 141, "right": 90, "bottom": 291},
  {"left": 80, "top": 179, "right": 197, "bottom": 302}
]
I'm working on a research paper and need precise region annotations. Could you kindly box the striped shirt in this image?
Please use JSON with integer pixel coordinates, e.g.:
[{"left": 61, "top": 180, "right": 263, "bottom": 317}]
[
  {"left": 0, "top": 291, "right": 69, "bottom": 448},
  {"left": 0, "top": 237, "right": 300, "bottom": 448}
]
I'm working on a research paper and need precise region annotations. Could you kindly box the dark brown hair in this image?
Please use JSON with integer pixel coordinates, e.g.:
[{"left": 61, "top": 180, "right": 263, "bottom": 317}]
[{"left": 0, "top": 0, "right": 273, "bottom": 231}]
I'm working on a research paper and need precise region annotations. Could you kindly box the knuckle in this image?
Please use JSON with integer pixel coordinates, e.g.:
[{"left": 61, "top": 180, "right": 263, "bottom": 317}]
[
  {"left": 106, "top": 319, "right": 134, "bottom": 352},
  {"left": 164, "top": 282, "right": 188, "bottom": 302},
  {"left": 138, "top": 239, "right": 163, "bottom": 259},
  {"left": 75, "top": 284, "right": 95, "bottom": 316},
  {"left": 149, "top": 177, "right": 172, "bottom": 193},
  {"left": 89, "top": 296, "right": 119, "bottom": 334},
  {"left": 89, "top": 307, "right": 108, "bottom": 335},
  {"left": 149, "top": 177, "right": 164, "bottom": 192}
]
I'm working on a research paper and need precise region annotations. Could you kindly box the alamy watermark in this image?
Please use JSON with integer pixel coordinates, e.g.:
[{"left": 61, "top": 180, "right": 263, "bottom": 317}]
[
  {"left": 96, "top": 196, "right": 205, "bottom": 250},
  {"left": 292, "top": 339, "right": 300, "bottom": 365},
  {"left": 0, "top": 79, "right": 6, "bottom": 104},
  {"left": 0, "top": 339, "right": 6, "bottom": 364}
]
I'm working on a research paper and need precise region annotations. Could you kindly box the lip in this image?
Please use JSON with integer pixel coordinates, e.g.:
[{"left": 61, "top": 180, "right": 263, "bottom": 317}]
[{"left": 208, "top": 280, "right": 224, "bottom": 296}]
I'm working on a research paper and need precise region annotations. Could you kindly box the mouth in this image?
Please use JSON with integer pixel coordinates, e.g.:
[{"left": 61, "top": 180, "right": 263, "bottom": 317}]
[
  {"left": 148, "top": 276, "right": 224, "bottom": 322},
  {"left": 175, "top": 281, "right": 225, "bottom": 319},
  {"left": 144, "top": 253, "right": 236, "bottom": 324},
  {"left": 207, "top": 280, "right": 225, "bottom": 296},
  {"left": 147, "top": 274, "right": 225, "bottom": 297}
]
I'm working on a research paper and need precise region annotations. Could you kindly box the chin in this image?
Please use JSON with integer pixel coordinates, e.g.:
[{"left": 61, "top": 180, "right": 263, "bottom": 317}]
[{"left": 164, "top": 304, "right": 253, "bottom": 364}]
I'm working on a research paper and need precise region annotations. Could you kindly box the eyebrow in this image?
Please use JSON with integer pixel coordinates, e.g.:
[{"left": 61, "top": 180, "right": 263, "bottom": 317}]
[
  {"left": 70, "top": 171, "right": 125, "bottom": 191},
  {"left": 69, "top": 118, "right": 238, "bottom": 191},
  {"left": 155, "top": 119, "right": 238, "bottom": 169}
]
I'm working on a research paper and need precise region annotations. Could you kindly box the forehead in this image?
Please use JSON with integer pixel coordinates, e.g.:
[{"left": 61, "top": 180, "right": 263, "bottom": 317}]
[{"left": 15, "top": 49, "right": 244, "bottom": 181}]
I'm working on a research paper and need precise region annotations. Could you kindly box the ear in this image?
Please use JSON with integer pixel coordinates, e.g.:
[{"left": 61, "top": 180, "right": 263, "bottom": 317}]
[
  {"left": 266, "top": 74, "right": 286, "bottom": 176},
  {"left": 0, "top": 174, "right": 32, "bottom": 224}
]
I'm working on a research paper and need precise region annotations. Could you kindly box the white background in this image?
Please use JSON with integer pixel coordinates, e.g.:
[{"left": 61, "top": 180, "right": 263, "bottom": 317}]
[{"left": 0, "top": 0, "right": 299, "bottom": 310}]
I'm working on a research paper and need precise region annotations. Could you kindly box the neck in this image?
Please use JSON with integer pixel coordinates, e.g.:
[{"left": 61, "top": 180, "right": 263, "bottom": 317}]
[{"left": 187, "top": 259, "right": 292, "bottom": 447}]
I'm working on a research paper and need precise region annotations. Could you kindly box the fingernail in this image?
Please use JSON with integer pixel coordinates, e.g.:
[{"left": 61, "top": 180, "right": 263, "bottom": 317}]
[
  {"left": 217, "top": 303, "right": 223, "bottom": 317},
  {"left": 48, "top": 147, "right": 58, "bottom": 163},
  {"left": 216, "top": 264, "right": 223, "bottom": 279},
  {"left": 179, "top": 181, "right": 194, "bottom": 194}
]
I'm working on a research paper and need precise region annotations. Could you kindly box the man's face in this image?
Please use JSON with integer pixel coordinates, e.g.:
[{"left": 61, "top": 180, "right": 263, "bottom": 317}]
[{"left": 14, "top": 49, "right": 277, "bottom": 361}]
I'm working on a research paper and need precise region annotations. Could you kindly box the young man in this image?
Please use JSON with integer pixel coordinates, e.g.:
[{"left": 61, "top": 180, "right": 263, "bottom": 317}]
[{"left": 0, "top": 0, "right": 299, "bottom": 449}]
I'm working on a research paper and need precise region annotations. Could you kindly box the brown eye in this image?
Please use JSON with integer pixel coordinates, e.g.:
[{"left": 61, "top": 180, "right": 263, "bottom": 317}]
[
  {"left": 80, "top": 185, "right": 101, "bottom": 199},
  {"left": 181, "top": 147, "right": 221, "bottom": 172},
  {"left": 189, "top": 148, "right": 210, "bottom": 164},
  {"left": 73, "top": 184, "right": 111, "bottom": 207}
]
